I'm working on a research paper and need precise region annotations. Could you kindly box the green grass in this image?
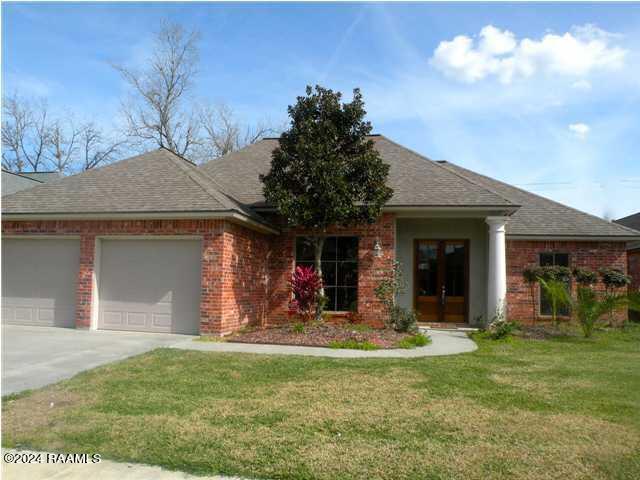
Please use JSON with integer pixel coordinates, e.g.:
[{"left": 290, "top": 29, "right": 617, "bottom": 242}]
[
  {"left": 3, "top": 325, "right": 640, "bottom": 480},
  {"left": 328, "top": 339, "right": 379, "bottom": 350},
  {"left": 396, "top": 333, "right": 431, "bottom": 349},
  {"left": 345, "top": 323, "right": 374, "bottom": 333}
]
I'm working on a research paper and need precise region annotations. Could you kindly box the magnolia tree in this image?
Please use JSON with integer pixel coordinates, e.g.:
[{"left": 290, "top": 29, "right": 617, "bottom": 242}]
[{"left": 261, "top": 85, "right": 393, "bottom": 318}]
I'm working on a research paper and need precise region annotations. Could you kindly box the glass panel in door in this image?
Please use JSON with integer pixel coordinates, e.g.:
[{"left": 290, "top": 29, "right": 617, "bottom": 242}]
[
  {"left": 415, "top": 241, "right": 439, "bottom": 322},
  {"left": 443, "top": 242, "right": 466, "bottom": 322}
]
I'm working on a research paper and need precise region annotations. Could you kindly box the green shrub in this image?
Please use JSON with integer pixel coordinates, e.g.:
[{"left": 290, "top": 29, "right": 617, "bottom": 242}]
[
  {"left": 485, "top": 309, "right": 518, "bottom": 340},
  {"left": 539, "top": 265, "right": 572, "bottom": 282},
  {"left": 396, "top": 333, "right": 431, "bottom": 349},
  {"left": 390, "top": 306, "right": 419, "bottom": 333},
  {"left": 572, "top": 267, "right": 598, "bottom": 286},
  {"left": 292, "top": 322, "right": 305, "bottom": 334},
  {"left": 328, "top": 339, "right": 379, "bottom": 350},
  {"left": 599, "top": 268, "right": 631, "bottom": 290}
]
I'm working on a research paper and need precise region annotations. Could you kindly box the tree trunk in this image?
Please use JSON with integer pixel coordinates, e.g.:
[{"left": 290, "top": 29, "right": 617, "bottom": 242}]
[
  {"left": 530, "top": 284, "right": 537, "bottom": 323},
  {"left": 313, "top": 236, "right": 326, "bottom": 320}
]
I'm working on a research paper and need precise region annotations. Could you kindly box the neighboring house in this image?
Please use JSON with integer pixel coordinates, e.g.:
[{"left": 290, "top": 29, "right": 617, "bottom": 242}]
[
  {"left": 2, "top": 170, "right": 61, "bottom": 196},
  {"left": 615, "top": 212, "right": 640, "bottom": 320},
  {"left": 2, "top": 135, "right": 638, "bottom": 335}
]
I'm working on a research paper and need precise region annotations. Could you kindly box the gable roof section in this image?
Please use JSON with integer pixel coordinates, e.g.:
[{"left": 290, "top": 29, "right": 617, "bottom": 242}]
[
  {"left": 199, "top": 135, "right": 516, "bottom": 209},
  {"left": 615, "top": 212, "right": 640, "bottom": 232},
  {"left": 2, "top": 170, "right": 42, "bottom": 196},
  {"left": 436, "top": 161, "right": 639, "bottom": 238},
  {"left": 2, "top": 148, "right": 272, "bottom": 230}
]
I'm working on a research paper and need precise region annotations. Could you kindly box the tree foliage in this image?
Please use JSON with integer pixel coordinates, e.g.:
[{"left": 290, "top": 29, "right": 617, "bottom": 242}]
[
  {"left": 261, "top": 85, "right": 392, "bottom": 230},
  {"left": 261, "top": 85, "right": 393, "bottom": 316}
]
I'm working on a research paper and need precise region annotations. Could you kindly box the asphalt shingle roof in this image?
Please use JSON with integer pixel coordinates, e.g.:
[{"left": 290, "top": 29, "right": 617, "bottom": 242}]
[
  {"left": 2, "top": 170, "right": 42, "bottom": 196},
  {"left": 1, "top": 148, "right": 259, "bottom": 221},
  {"left": 436, "top": 161, "right": 639, "bottom": 238},
  {"left": 200, "top": 135, "right": 516, "bottom": 208},
  {"left": 615, "top": 213, "right": 640, "bottom": 232}
]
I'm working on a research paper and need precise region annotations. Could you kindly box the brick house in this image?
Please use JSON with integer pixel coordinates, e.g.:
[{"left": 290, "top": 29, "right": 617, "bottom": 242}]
[
  {"left": 3, "top": 135, "right": 639, "bottom": 335},
  {"left": 615, "top": 212, "right": 640, "bottom": 321}
]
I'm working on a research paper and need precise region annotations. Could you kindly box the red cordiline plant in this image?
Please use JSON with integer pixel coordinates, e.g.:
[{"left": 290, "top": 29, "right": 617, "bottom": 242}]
[{"left": 288, "top": 265, "right": 323, "bottom": 322}]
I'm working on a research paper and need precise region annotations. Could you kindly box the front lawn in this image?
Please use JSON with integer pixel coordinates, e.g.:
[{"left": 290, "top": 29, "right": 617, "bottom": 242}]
[{"left": 3, "top": 326, "right": 640, "bottom": 480}]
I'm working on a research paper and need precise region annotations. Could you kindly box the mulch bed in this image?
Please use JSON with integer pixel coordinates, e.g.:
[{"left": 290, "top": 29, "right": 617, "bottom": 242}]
[
  {"left": 514, "top": 324, "right": 579, "bottom": 340},
  {"left": 228, "top": 323, "right": 415, "bottom": 349}
]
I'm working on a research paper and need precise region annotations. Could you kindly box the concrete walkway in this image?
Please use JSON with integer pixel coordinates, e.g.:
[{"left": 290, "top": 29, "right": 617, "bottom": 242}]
[
  {"left": 174, "top": 329, "right": 477, "bottom": 358},
  {"left": 1, "top": 449, "right": 244, "bottom": 480}
]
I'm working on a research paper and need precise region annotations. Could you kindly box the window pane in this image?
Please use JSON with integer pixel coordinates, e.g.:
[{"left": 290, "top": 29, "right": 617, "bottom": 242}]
[
  {"left": 295, "top": 261, "right": 314, "bottom": 271},
  {"left": 322, "top": 237, "right": 337, "bottom": 260},
  {"left": 324, "top": 287, "right": 337, "bottom": 311},
  {"left": 337, "top": 261, "right": 358, "bottom": 287},
  {"left": 539, "top": 253, "right": 554, "bottom": 267},
  {"left": 295, "top": 237, "right": 315, "bottom": 262},
  {"left": 445, "top": 243, "right": 465, "bottom": 297},
  {"left": 417, "top": 243, "right": 438, "bottom": 296},
  {"left": 555, "top": 253, "right": 569, "bottom": 267},
  {"left": 540, "top": 290, "right": 552, "bottom": 316},
  {"left": 321, "top": 261, "right": 336, "bottom": 287},
  {"left": 337, "top": 287, "right": 357, "bottom": 311},
  {"left": 337, "top": 237, "right": 358, "bottom": 261},
  {"left": 540, "top": 290, "right": 570, "bottom": 316}
]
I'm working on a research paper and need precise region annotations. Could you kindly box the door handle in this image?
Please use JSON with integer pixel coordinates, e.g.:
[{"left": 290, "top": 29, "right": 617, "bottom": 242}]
[{"left": 441, "top": 285, "right": 446, "bottom": 305}]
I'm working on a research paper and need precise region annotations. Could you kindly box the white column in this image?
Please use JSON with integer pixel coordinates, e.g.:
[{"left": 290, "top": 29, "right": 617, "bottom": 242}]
[{"left": 486, "top": 216, "right": 509, "bottom": 323}]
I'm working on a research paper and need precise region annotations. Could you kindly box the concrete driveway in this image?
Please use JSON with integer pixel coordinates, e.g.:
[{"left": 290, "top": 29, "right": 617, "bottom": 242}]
[{"left": 2, "top": 325, "right": 195, "bottom": 395}]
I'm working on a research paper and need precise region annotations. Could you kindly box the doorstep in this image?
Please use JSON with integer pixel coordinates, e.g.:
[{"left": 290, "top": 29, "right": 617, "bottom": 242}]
[{"left": 419, "top": 322, "right": 479, "bottom": 332}]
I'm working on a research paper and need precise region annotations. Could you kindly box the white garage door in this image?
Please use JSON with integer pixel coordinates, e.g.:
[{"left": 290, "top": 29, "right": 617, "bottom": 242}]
[
  {"left": 2, "top": 238, "right": 80, "bottom": 328},
  {"left": 98, "top": 239, "right": 201, "bottom": 334}
]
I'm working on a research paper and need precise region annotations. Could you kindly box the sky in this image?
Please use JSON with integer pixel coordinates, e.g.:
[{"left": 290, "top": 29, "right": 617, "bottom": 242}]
[{"left": 2, "top": 2, "right": 640, "bottom": 219}]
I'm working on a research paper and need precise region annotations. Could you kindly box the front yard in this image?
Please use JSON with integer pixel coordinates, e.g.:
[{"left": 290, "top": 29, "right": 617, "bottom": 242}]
[{"left": 3, "top": 325, "right": 640, "bottom": 480}]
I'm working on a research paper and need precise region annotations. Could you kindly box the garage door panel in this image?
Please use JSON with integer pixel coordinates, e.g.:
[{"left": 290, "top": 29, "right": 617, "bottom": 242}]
[
  {"left": 98, "top": 240, "right": 201, "bottom": 334},
  {"left": 2, "top": 239, "right": 79, "bottom": 328}
]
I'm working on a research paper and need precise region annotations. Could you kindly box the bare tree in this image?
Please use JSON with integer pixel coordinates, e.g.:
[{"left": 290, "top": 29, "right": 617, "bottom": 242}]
[
  {"left": 198, "top": 103, "right": 278, "bottom": 161},
  {"left": 47, "top": 119, "right": 81, "bottom": 173},
  {"left": 79, "top": 123, "right": 126, "bottom": 170},
  {"left": 113, "top": 22, "right": 201, "bottom": 157},
  {"left": 2, "top": 94, "right": 51, "bottom": 172}
]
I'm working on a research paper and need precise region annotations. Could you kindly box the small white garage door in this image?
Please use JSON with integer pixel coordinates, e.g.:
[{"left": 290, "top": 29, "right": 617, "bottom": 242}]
[
  {"left": 98, "top": 239, "right": 201, "bottom": 334},
  {"left": 2, "top": 238, "right": 80, "bottom": 328}
]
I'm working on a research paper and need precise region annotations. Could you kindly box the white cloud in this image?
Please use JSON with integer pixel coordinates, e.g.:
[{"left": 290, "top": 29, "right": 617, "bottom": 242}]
[
  {"left": 431, "top": 24, "right": 627, "bottom": 84},
  {"left": 569, "top": 123, "right": 590, "bottom": 139}
]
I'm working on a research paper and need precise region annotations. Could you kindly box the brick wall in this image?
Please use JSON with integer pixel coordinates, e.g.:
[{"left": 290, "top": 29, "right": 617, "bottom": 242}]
[
  {"left": 629, "top": 249, "right": 640, "bottom": 322},
  {"left": 265, "top": 213, "right": 396, "bottom": 327},
  {"left": 629, "top": 249, "right": 640, "bottom": 293},
  {"left": 506, "top": 240, "right": 628, "bottom": 323},
  {"left": 214, "top": 222, "right": 271, "bottom": 335}
]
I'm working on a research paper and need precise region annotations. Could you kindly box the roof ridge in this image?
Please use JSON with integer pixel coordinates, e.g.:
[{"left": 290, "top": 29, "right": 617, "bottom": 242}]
[
  {"left": 377, "top": 135, "right": 517, "bottom": 207},
  {"left": 441, "top": 161, "right": 640, "bottom": 236},
  {"left": 158, "top": 149, "right": 238, "bottom": 211},
  {"left": 2, "top": 170, "right": 44, "bottom": 182}
]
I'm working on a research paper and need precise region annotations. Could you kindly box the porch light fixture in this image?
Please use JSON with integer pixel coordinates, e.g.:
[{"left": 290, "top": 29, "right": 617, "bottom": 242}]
[{"left": 373, "top": 239, "right": 383, "bottom": 257}]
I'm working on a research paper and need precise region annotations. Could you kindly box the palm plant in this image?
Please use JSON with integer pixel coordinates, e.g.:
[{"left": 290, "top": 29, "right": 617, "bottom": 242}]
[
  {"left": 573, "top": 287, "right": 640, "bottom": 338},
  {"left": 538, "top": 277, "right": 572, "bottom": 327}
]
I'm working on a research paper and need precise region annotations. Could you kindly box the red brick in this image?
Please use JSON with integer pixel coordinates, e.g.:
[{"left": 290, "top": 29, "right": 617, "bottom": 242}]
[{"left": 506, "top": 240, "right": 628, "bottom": 323}]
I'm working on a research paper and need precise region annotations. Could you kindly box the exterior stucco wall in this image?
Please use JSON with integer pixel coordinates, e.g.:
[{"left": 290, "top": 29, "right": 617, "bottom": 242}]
[{"left": 395, "top": 218, "right": 488, "bottom": 325}]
